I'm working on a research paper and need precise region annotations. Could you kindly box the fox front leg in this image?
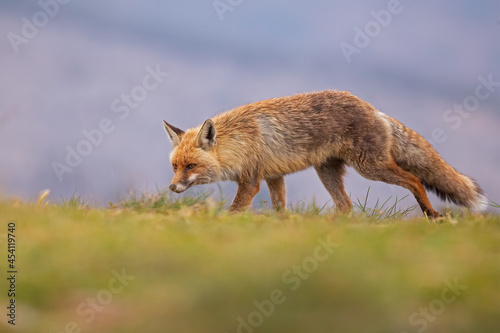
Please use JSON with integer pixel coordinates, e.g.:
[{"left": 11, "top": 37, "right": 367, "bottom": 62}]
[
  {"left": 265, "top": 176, "right": 287, "bottom": 211},
  {"left": 229, "top": 178, "right": 261, "bottom": 212}
]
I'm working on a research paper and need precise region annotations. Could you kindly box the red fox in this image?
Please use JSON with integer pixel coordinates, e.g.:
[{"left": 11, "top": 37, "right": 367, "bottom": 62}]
[{"left": 163, "top": 90, "right": 486, "bottom": 217}]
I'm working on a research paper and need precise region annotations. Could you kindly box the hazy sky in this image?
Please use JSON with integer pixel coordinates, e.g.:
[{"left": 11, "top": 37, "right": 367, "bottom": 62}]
[{"left": 1, "top": 0, "right": 499, "bottom": 212}]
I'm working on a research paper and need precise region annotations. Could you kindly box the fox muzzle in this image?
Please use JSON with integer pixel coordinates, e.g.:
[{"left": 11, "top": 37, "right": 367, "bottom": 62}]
[{"left": 169, "top": 183, "right": 189, "bottom": 193}]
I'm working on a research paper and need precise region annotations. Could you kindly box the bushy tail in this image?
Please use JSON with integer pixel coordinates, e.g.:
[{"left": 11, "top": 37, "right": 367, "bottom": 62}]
[{"left": 389, "top": 121, "right": 487, "bottom": 212}]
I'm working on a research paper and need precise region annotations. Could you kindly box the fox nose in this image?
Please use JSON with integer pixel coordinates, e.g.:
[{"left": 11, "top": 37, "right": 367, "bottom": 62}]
[{"left": 169, "top": 184, "right": 177, "bottom": 192}]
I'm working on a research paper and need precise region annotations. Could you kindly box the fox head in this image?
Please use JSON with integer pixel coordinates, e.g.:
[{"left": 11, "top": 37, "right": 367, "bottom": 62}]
[{"left": 163, "top": 119, "right": 221, "bottom": 193}]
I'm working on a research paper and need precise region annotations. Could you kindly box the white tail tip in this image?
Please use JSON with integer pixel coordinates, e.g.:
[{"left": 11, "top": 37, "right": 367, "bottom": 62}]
[{"left": 471, "top": 194, "right": 488, "bottom": 212}]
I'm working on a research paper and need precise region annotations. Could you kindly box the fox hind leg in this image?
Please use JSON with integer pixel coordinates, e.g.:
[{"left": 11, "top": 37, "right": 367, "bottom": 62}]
[
  {"left": 314, "top": 158, "right": 352, "bottom": 213},
  {"left": 265, "top": 176, "right": 287, "bottom": 211},
  {"left": 354, "top": 159, "right": 440, "bottom": 218}
]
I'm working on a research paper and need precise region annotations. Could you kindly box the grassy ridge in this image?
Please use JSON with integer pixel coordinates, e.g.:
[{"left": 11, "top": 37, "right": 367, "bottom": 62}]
[{"left": 1, "top": 197, "right": 499, "bottom": 333}]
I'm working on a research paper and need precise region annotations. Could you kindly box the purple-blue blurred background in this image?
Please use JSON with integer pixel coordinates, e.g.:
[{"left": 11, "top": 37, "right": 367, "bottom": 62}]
[{"left": 1, "top": 0, "right": 499, "bottom": 211}]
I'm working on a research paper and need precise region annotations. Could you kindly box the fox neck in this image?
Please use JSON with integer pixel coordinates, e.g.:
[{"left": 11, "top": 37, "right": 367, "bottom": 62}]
[{"left": 219, "top": 168, "right": 241, "bottom": 182}]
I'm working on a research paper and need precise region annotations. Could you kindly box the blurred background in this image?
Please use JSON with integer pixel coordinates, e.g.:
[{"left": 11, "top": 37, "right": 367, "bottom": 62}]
[{"left": 1, "top": 0, "right": 499, "bottom": 211}]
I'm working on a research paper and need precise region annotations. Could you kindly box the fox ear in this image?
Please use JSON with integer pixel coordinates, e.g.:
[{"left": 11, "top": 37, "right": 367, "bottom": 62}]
[
  {"left": 163, "top": 120, "right": 185, "bottom": 147},
  {"left": 196, "top": 119, "right": 217, "bottom": 151}
]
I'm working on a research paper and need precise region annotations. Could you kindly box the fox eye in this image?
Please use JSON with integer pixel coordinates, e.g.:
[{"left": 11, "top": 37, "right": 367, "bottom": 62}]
[
  {"left": 172, "top": 164, "right": 178, "bottom": 171},
  {"left": 186, "top": 164, "right": 196, "bottom": 170}
]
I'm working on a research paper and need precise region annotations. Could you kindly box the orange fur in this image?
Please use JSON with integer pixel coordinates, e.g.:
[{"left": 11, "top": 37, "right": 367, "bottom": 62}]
[{"left": 163, "top": 90, "right": 486, "bottom": 216}]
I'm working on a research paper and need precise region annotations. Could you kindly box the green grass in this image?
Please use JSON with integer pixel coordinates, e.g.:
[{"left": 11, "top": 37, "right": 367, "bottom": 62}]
[{"left": 1, "top": 193, "right": 499, "bottom": 333}]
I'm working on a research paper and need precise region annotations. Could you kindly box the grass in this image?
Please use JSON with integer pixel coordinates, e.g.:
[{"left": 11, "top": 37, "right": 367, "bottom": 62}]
[
  {"left": 61, "top": 192, "right": 89, "bottom": 209},
  {"left": 353, "top": 187, "right": 417, "bottom": 220},
  {"left": 1, "top": 191, "right": 499, "bottom": 333},
  {"left": 118, "top": 188, "right": 221, "bottom": 213}
]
